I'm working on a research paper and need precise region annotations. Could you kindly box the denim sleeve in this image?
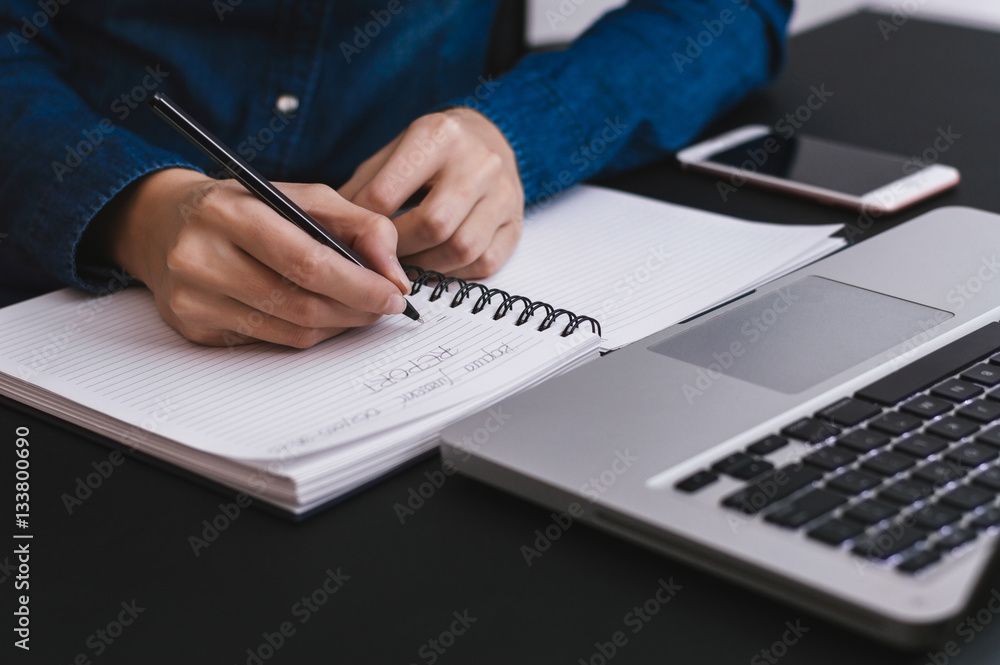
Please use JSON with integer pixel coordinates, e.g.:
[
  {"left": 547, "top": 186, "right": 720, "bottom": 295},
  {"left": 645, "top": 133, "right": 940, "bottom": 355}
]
[
  {"left": 451, "top": 0, "right": 792, "bottom": 204},
  {"left": 0, "top": 1, "right": 194, "bottom": 295}
]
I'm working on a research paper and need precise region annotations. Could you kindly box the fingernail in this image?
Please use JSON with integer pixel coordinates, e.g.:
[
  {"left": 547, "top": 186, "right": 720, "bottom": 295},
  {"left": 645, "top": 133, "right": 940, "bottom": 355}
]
[
  {"left": 383, "top": 293, "right": 406, "bottom": 315},
  {"left": 392, "top": 258, "right": 411, "bottom": 289}
]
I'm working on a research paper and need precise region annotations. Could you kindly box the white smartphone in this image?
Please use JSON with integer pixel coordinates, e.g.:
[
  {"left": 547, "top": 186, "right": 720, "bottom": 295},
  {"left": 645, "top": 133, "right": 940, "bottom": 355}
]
[{"left": 676, "top": 124, "right": 960, "bottom": 213}]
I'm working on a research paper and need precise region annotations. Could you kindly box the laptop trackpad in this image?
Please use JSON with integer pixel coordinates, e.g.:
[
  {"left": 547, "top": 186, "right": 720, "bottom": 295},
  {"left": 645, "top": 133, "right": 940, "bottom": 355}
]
[{"left": 649, "top": 275, "right": 952, "bottom": 394}]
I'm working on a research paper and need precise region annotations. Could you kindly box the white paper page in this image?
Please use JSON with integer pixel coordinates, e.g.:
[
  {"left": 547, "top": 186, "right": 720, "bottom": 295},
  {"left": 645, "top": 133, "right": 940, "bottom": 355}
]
[
  {"left": 475, "top": 186, "right": 844, "bottom": 349},
  {"left": 0, "top": 288, "right": 598, "bottom": 461}
]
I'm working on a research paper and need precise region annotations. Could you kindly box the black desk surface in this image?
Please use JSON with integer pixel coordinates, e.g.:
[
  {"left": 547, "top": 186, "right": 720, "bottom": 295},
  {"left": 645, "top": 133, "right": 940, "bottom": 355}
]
[{"left": 6, "top": 10, "right": 1000, "bottom": 665}]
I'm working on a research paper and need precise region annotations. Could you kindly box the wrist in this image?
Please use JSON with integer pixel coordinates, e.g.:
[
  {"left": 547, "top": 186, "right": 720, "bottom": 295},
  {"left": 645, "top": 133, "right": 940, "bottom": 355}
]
[{"left": 101, "top": 168, "right": 208, "bottom": 283}]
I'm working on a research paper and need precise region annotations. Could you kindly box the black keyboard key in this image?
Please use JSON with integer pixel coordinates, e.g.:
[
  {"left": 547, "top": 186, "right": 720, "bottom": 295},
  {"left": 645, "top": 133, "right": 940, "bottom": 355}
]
[
  {"left": 897, "top": 549, "right": 941, "bottom": 574},
  {"left": 782, "top": 418, "right": 840, "bottom": 444},
  {"left": 900, "top": 395, "right": 953, "bottom": 419},
  {"left": 972, "top": 466, "right": 1000, "bottom": 492},
  {"left": 730, "top": 458, "right": 775, "bottom": 480},
  {"left": 940, "top": 485, "right": 995, "bottom": 511},
  {"left": 803, "top": 446, "right": 857, "bottom": 471},
  {"left": 808, "top": 518, "right": 865, "bottom": 545},
  {"left": 862, "top": 451, "right": 917, "bottom": 476},
  {"left": 971, "top": 506, "right": 1000, "bottom": 529},
  {"left": 747, "top": 435, "right": 788, "bottom": 456},
  {"left": 853, "top": 524, "right": 926, "bottom": 559},
  {"left": 912, "top": 504, "right": 963, "bottom": 531},
  {"left": 934, "top": 528, "right": 977, "bottom": 553},
  {"left": 710, "top": 451, "right": 774, "bottom": 480},
  {"left": 869, "top": 412, "right": 923, "bottom": 436},
  {"left": 712, "top": 452, "right": 757, "bottom": 476},
  {"left": 926, "top": 416, "right": 980, "bottom": 441},
  {"left": 838, "top": 429, "right": 891, "bottom": 453},
  {"left": 962, "top": 364, "right": 1000, "bottom": 386},
  {"left": 932, "top": 379, "right": 985, "bottom": 403},
  {"left": 675, "top": 469, "right": 719, "bottom": 493},
  {"left": 895, "top": 434, "right": 949, "bottom": 458},
  {"left": 765, "top": 489, "right": 847, "bottom": 529},
  {"left": 958, "top": 399, "right": 1000, "bottom": 424},
  {"left": 855, "top": 323, "right": 1000, "bottom": 405},
  {"left": 977, "top": 425, "right": 1000, "bottom": 448},
  {"left": 817, "top": 397, "right": 881, "bottom": 427},
  {"left": 721, "top": 464, "right": 824, "bottom": 515},
  {"left": 945, "top": 443, "right": 999, "bottom": 468},
  {"left": 912, "top": 461, "right": 966, "bottom": 486},
  {"left": 844, "top": 499, "right": 899, "bottom": 525},
  {"left": 880, "top": 479, "right": 936, "bottom": 505},
  {"left": 828, "top": 469, "right": 883, "bottom": 495}
]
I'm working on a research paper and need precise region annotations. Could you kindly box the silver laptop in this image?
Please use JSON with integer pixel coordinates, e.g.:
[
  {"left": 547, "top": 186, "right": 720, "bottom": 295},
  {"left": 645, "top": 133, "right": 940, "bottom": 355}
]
[{"left": 440, "top": 206, "right": 1000, "bottom": 648}]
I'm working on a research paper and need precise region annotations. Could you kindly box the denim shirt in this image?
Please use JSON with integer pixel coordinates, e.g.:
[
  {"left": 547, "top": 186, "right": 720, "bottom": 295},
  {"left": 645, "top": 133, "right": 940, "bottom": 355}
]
[{"left": 0, "top": 0, "right": 791, "bottom": 303}]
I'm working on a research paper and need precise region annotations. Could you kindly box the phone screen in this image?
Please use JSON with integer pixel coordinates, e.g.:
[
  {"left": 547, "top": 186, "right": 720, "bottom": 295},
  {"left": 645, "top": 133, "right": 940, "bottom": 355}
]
[{"left": 706, "top": 133, "right": 915, "bottom": 196}]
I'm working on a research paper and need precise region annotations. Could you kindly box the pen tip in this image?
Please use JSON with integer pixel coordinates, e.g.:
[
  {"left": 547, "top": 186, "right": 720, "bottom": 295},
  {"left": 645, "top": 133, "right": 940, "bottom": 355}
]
[
  {"left": 417, "top": 317, "right": 424, "bottom": 324},
  {"left": 402, "top": 299, "right": 422, "bottom": 322}
]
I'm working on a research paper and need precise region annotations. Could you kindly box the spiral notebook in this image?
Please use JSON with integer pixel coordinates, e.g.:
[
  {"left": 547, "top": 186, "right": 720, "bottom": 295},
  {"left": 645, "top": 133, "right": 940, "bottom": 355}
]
[{"left": 0, "top": 186, "right": 843, "bottom": 515}]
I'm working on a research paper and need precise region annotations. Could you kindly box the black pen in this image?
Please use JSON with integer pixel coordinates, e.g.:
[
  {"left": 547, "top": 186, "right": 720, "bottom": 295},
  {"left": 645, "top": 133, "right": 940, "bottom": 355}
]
[{"left": 147, "top": 92, "right": 421, "bottom": 323}]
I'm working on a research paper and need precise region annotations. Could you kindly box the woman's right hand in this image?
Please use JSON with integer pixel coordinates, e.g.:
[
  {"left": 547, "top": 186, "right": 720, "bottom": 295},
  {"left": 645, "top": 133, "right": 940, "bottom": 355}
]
[{"left": 102, "top": 168, "right": 412, "bottom": 348}]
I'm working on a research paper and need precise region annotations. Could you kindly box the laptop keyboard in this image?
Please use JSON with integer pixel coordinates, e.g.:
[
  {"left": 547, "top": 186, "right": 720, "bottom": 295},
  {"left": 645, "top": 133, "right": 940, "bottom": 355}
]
[{"left": 675, "top": 321, "right": 1000, "bottom": 575}]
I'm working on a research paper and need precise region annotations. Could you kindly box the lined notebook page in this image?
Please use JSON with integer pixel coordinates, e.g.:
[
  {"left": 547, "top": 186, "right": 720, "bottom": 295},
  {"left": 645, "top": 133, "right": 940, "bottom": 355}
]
[
  {"left": 480, "top": 186, "right": 844, "bottom": 349},
  {"left": 0, "top": 289, "right": 598, "bottom": 460}
]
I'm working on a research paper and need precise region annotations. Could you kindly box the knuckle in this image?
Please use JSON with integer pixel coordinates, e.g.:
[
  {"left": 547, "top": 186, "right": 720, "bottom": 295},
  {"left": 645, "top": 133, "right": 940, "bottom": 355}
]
[
  {"left": 282, "top": 326, "right": 328, "bottom": 350},
  {"left": 287, "top": 246, "right": 325, "bottom": 287},
  {"left": 445, "top": 231, "right": 480, "bottom": 266},
  {"left": 286, "top": 294, "right": 328, "bottom": 329},
  {"left": 163, "top": 288, "right": 199, "bottom": 320},
  {"left": 420, "top": 112, "right": 461, "bottom": 142},
  {"left": 417, "top": 207, "right": 456, "bottom": 245},
  {"left": 476, "top": 250, "right": 503, "bottom": 276},
  {"left": 363, "top": 181, "right": 398, "bottom": 212},
  {"left": 163, "top": 233, "right": 202, "bottom": 278},
  {"left": 480, "top": 151, "right": 504, "bottom": 175}
]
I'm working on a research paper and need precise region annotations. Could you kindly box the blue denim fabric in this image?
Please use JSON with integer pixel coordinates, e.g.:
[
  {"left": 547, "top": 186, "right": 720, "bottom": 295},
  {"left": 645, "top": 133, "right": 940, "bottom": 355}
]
[{"left": 0, "top": 0, "right": 790, "bottom": 302}]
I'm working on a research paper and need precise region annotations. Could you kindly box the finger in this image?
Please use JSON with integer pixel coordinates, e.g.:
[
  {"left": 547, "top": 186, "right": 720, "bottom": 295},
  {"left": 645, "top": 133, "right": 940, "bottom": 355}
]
[
  {"left": 276, "top": 183, "right": 412, "bottom": 296},
  {"left": 402, "top": 209, "right": 521, "bottom": 279},
  {"left": 390, "top": 163, "right": 489, "bottom": 257},
  {"left": 206, "top": 251, "right": 390, "bottom": 330},
  {"left": 157, "top": 290, "right": 365, "bottom": 349},
  {"left": 348, "top": 117, "right": 455, "bottom": 218},
  {"left": 337, "top": 134, "right": 403, "bottom": 202},
  {"left": 221, "top": 187, "right": 408, "bottom": 314}
]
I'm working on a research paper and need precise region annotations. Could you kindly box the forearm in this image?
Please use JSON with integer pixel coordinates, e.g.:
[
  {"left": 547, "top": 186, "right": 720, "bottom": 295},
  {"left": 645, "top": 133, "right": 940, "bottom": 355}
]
[{"left": 451, "top": 0, "right": 792, "bottom": 203}]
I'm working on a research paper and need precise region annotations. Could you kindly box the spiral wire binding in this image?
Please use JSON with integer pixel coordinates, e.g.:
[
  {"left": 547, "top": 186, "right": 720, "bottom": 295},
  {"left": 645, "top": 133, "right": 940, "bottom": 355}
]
[{"left": 403, "top": 266, "right": 601, "bottom": 337}]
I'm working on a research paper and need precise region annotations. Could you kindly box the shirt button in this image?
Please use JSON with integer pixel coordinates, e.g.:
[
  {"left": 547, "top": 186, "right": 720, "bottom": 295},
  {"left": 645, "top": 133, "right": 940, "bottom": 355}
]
[{"left": 275, "top": 94, "right": 300, "bottom": 115}]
